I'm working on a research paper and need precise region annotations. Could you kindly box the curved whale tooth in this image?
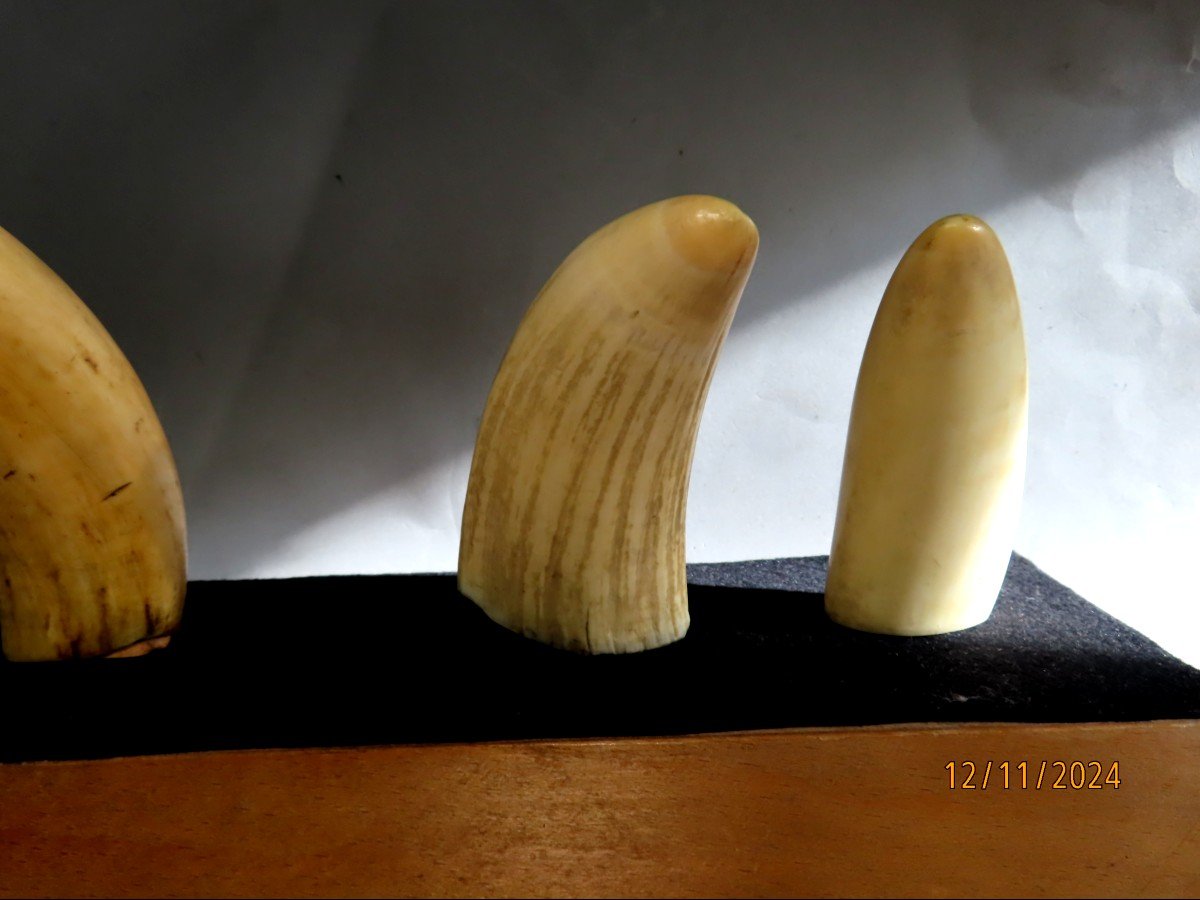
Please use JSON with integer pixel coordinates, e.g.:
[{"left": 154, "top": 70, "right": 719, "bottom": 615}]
[
  {"left": 0, "top": 226, "right": 187, "bottom": 661},
  {"left": 459, "top": 195, "right": 759, "bottom": 653},
  {"left": 825, "top": 214, "right": 1028, "bottom": 636}
]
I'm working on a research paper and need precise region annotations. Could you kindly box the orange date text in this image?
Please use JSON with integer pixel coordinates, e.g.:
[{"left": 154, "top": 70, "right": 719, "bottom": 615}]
[{"left": 945, "top": 760, "right": 1121, "bottom": 790}]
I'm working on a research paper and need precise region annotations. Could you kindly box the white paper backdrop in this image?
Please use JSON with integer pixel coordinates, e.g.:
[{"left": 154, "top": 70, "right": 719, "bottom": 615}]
[{"left": 1, "top": 1, "right": 1197, "bottom": 664}]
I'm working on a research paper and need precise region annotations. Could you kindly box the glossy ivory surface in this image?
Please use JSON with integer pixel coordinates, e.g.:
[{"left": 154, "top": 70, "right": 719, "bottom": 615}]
[
  {"left": 0, "top": 227, "right": 186, "bottom": 661},
  {"left": 826, "top": 215, "right": 1028, "bottom": 635},
  {"left": 459, "top": 196, "right": 758, "bottom": 653}
]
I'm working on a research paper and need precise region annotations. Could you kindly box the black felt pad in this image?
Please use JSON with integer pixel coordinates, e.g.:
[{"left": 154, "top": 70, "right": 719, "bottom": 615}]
[{"left": 1, "top": 554, "right": 1196, "bottom": 763}]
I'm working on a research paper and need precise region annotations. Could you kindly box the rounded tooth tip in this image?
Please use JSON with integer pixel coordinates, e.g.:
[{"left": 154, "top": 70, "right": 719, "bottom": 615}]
[
  {"left": 909, "top": 213, "right": 1003, "bottom": 258},
  {"left": 662, "top": 194, "right": 759, "bottom": 272},
  {"left": 937, "top": 213, "right": 989, "bottom": 231},
  {"left": 924, "top": 213, "right": 994, "bottom": 238}
]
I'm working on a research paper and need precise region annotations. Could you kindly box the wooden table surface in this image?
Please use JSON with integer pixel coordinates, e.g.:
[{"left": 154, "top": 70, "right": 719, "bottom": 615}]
[{"left": 1, "top": 719, "right": 1197, "bottom": 898}]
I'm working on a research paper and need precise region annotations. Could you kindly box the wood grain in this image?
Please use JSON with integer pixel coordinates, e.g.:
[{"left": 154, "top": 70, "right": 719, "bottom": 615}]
[{"left": 1, "top": 720, "right": 1197, "bottom": 898}]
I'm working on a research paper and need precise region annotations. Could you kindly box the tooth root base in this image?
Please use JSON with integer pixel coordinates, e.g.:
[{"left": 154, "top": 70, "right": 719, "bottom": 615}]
[
  {"left": 461, "top": 578, "right": 689, "bottom": 655},
  {"left": 824, "top": 582, "right": 1000, "bottom": 637},
  {"left": 0, "top": 551, "right": 187, "bottom": 663},
  {"left": 105, "top": 634, "right": 172, "bottom": 659}
]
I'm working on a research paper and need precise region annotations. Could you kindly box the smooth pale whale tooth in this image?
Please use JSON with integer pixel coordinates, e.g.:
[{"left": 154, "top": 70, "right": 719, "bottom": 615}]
[
  {"left": 459, "top": 195, "right": 759, "bottom": 653},
  {"left": 825, "top": 214, "right": 1028, "bottom": 636},
  {"left": 0, "top": 226, "right": 187, "bottom": 661}
]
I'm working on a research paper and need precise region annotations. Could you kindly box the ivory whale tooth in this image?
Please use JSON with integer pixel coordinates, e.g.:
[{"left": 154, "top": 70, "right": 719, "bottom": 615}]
[
  {"left": 459, "top": 195, "right": 759, "bottom": 653},
  {"left": 0, "top": 226, "right": 187, "bottom": 661},
  {"left": 825, "top": 214, "right": 1028, "bottom": 636}
]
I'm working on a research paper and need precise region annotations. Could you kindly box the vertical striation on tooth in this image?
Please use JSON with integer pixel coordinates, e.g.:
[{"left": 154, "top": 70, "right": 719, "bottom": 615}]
[
  {"left": 0, "top": 226, "right": 187, "bottom": 661},
  {"left": 459, "top": 195, "right": 758, "bottom": 653},
  {"left": 825, "top": 214, "right": 1028, "bottom": 636}
]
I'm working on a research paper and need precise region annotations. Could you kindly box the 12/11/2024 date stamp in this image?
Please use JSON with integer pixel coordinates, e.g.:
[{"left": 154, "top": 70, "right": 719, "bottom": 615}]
[{"left": 946, "top": 760, "right": 1121, "bottom": 790}]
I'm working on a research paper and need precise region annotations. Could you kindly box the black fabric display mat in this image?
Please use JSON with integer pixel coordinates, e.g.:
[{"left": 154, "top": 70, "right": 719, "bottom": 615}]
[{"left": 2, "top": 554, "right": 1197, "bottom": 763}]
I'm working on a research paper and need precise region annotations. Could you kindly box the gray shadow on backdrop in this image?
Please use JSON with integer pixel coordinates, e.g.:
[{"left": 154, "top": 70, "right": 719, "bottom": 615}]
[{"left": 0, "top": 0, "right": 1197, "bottom": 577}]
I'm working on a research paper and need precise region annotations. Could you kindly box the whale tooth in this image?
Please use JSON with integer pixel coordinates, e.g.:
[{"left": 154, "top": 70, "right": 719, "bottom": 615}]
[
  {"left": 825, "top": 214, "right": 1028, "bottom": 636},
  {"left": 0, "top": 226, "right": 187, "bottom": 661},
  {"left": 459, "top": 195, "right": 758, "bottom": 653}
]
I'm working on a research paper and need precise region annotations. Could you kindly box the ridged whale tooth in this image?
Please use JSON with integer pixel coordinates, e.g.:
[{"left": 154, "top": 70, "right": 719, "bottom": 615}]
[
  {"left": 825, "top": 214, "right": 1028, "bottom": 636},
  {"left": 459, "top": 195, "right": 759, "bottom": 653},
  {"left": 0, "top": 226, "right": 186, "bottom": 661}
]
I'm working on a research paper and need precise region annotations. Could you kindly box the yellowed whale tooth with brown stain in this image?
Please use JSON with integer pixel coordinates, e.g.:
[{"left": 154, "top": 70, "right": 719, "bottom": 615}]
[
  {"left": 0, "top": 226, "right": 186, "bottom": 661},
  {"left": 825, "top": 214, "right": 1028, "bottom": 636},
  {"left": 459, "top": 195, "right": 758, "bottom": 653}
]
